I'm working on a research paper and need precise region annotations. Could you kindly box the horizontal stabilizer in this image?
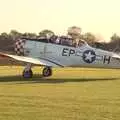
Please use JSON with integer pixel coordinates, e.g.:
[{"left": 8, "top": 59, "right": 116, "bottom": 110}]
[{"left": 112, "top": 53, "right": 120, "bottom": 59}]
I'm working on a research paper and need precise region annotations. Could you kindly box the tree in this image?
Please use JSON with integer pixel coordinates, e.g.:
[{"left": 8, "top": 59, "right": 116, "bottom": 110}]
[
  {"left": 9, "top": 30, "right": 22, "bottom": 40},
  {"left": 22, "top": 32, "right": 37, "bottom": 38},
  {"left": 82, "top": 32, "right": 96, "bottom": 45},
  {"left": 110, "top": 33, "right": 120, "bottom": 42},
  {"left": 109, "top": 33, "right": 120, "bottom": 52},
  {"left": 67, "top": 26, "right": 81, "bottom": 39},
  {"left": 39, "top": 29, "right": 54, "bottom": 38},
  {"left": 0, "top": 32, "right": 14, "bottom": 52},
  {"left": 0, "top": 32, "right": 9, "bottom": 40}
]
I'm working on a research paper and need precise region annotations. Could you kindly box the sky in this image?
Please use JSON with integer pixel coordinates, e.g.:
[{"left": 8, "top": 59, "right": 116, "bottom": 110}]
[{"left": 0, "top": 0, "right": 120, "bottom": 42}]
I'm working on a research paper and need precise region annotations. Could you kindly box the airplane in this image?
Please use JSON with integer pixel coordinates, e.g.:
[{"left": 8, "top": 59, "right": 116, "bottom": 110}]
[{"left": 0, "top": 35, "right": 120, "bottom": 78}]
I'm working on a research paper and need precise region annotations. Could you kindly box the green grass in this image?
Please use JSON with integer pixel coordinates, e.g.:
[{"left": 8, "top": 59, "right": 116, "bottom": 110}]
[{"left": 0, "top": 66, "right": 120, "bottom": 120}]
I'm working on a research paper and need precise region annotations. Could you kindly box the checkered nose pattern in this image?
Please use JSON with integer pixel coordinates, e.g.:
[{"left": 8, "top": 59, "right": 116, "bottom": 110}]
[{"left": 15, "top": 39, "right": 25, "bottom": 56}]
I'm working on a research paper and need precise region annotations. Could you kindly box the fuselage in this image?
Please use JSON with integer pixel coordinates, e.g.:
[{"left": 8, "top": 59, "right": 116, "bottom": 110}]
[{"left": 15, "top": 38, "right": 120, "bottom": 69}]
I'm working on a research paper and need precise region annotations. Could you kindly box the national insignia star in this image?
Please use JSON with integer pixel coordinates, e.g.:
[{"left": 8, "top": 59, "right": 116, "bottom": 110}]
[{"left": 84, "top": 51, "right": 95, "bottom": 62}]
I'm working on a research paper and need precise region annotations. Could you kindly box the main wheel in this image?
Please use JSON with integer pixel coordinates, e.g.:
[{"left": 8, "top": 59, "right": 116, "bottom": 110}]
[
  {"left": 42, "top": 67, "right": 52, "bottom": 77},
  {"left": 23, "top": 69, "right": 33, "bottom": 78}
]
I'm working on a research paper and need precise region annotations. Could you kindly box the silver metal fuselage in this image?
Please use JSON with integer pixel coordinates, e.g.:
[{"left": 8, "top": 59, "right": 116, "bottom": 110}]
[{"left": 24, "top": 40, "right": 120, "bottom": 69}]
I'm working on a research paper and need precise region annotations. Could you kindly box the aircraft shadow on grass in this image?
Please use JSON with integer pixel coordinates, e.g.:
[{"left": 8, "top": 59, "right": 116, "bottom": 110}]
[{"left": 0, "top": 74, "right": 119, "bottom": 84}]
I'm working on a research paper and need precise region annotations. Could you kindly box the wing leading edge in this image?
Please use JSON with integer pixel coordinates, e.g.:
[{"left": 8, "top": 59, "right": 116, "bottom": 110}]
[{"left": 0, "top": 52, "right": 63, "bottom": 67}]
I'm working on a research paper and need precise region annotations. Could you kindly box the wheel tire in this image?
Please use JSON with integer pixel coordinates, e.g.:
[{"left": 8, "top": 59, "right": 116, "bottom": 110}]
[
  {"left": 23, "top": 69, "right": 33, "bottom": 78},
  {"left": 42, "top": 67, "right": 52, "bottom": 77}
]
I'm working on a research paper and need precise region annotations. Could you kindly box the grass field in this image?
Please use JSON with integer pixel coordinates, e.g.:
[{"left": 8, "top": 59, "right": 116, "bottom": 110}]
[{"left": 0, "top": 66, "right": 120, "bottom": 120}]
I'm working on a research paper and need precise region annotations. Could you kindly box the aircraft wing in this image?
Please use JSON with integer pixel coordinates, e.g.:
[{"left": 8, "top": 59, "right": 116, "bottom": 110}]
[{"left": 0, "top": 52, "right": 63, "bottom": 67}]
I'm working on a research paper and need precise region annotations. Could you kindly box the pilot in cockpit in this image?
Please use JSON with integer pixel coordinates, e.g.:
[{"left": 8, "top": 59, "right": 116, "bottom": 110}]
[
  {"left": 67, "top": 26, "right": 88, "bottom": 48},
  {"left": 78, "top": 39, "right": 87, "bottom": 47},
  {"left": 70, "top": 35, "right": 86, "bottom": 47}
]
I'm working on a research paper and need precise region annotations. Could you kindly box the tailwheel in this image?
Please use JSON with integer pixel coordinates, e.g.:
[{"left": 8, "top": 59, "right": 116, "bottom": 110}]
[
  {"left": 23, "top": 69, "right": 33, "bottom": 78},
  {"left": 42, "top": 67, "right": 52, "bottom": 77}
]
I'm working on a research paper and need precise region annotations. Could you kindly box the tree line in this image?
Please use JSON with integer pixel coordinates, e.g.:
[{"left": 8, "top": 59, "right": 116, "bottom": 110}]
[{"left": 0, "top": 26, "right": 120, "bottom": 53}]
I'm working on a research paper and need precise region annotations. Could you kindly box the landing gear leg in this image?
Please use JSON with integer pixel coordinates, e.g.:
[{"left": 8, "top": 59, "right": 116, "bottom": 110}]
[
  {"left": 42, "top": 66, "right": 52, "bottom": 77},
  {"left": 23, "top": 63, "right": 33, "bottom": 78}
]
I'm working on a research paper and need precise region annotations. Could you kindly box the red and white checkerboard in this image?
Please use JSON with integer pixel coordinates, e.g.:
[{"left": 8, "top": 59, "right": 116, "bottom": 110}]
[{"left": 15, "top": 39, "right": 25, "bottom": 55}]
